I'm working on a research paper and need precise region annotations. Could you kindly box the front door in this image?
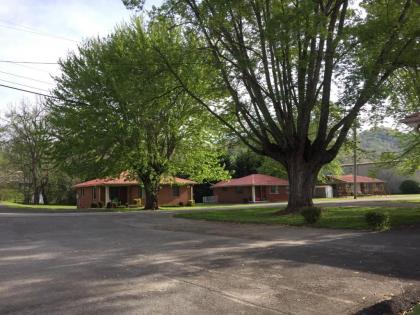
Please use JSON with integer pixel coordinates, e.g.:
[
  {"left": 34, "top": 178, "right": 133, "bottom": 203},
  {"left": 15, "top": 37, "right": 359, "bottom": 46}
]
[{"left": 255, "top": 186, "right": 267, "bottom": 201}]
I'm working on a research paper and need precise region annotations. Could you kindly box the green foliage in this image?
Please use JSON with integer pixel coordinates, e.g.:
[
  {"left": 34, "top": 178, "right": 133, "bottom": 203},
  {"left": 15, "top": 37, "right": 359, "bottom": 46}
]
[
  {"left": 132, "top": 0, "right": 419, "bottom": 210},
  {"left": 1, "top": 101, "right": 53, "bottom": 204},
  {"left": 170, "top": 126, "right": 230, "bottom": 183},
  {"left": 380, "top": 132, "right": 420, "bottom": 175},
  {"left": 300, "top": 207, "right": 322, "bottom": 224},
  {"left": 399, "top": 180, "right": 420, "bottom": 194},
  {"left": 49, "top": 17, "right": 227, "bottom": 207},
  {"left": 0, "top": 188, "right": 23, "bottom": 202},
  {"left": 365, "top": 211, "right": 390, "bottom": 231}
]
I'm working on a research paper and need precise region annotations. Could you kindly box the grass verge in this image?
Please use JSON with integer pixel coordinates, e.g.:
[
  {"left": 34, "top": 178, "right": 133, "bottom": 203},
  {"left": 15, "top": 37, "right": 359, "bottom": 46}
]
[{"left": 175, "top": 206, "right": 420, "bottom": 230}]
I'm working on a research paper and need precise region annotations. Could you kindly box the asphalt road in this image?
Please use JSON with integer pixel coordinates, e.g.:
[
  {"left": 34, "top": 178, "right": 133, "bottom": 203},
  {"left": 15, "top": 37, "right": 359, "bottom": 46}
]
[{"left": 0, "top": 209, "right": 419, "bottom": 314}]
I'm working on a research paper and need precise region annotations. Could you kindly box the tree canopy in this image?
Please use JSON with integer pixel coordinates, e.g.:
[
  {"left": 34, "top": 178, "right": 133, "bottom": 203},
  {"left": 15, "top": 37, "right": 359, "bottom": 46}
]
[
  {"left": 48, "top": 18, "right": 228, "bottom": 209},
  {"left": 124, "top": 0, "right": 420, "bottom": 211}
]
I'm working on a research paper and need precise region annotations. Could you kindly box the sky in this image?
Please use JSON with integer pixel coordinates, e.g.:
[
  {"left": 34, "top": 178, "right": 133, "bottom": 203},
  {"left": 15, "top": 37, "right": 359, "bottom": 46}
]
[{"left": 0, "top": 0, "right": 161, "bottom": 114}]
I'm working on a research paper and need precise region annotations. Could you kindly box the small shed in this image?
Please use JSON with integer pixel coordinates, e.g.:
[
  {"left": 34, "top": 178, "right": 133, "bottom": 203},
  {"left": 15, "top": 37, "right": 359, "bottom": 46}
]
[{"left": 314, "top": 185, "right": 334, "bottom": 198}]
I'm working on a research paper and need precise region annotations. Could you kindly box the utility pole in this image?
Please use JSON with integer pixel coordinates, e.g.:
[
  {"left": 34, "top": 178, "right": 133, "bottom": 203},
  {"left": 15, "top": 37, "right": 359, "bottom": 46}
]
[{"left": 353, "top": 123, "right": 357, "bottom": 199}]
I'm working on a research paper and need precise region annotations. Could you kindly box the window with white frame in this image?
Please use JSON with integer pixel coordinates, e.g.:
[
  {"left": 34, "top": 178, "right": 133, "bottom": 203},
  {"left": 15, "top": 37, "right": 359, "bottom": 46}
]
[
  {"left": 270, "top": 186, "right": 280, "bottom": 194},
  {"left": 92, "top": 187, "right": 96, "bottom": 200}
]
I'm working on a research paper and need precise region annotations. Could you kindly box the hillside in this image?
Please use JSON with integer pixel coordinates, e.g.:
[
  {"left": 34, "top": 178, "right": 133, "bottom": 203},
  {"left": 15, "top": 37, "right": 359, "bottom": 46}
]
[
  {"left": 359, "top": 128, "right": 402, "bottom": 156},
  {"left": 339, "top": 127, "right": 402, "bottom": 164}
]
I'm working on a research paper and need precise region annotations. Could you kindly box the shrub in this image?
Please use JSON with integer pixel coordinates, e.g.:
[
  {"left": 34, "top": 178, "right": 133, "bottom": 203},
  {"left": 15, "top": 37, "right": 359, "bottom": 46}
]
[
  {"left": 365, "top": 211, "right": 390, "bottom": 230},
  {"left": 179, "top": 201, "right": 184, "bottom": 206},
  {"left": 106, "top": 202, "right": 117, "bottom": 208},
  {"left": 90, "top": 202, "right": 98, "bottom": 208},
  {"left": 300, "top": 207, "right": 322, "bottom": 224},
  {"left": 187, "top": 199, "right": 195, "bottom": 207},
  {"left": 399, "top": 180, "right": 420, "bottom": 194},
  {"left": 97, "top": 201, "right": 103, "bottom": 208}
]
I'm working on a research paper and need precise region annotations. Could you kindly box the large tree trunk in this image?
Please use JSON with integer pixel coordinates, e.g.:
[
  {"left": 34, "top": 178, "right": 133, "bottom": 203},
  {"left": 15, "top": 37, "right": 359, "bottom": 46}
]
[
  {"left": 284, "top": 159, "right": 321, "bottom": 214},
  {"left": 141, "top": 176, "right": 160, "bottom": 210},
  {"left": 33, "top": 186, "right": 40, "bottom": 205}
]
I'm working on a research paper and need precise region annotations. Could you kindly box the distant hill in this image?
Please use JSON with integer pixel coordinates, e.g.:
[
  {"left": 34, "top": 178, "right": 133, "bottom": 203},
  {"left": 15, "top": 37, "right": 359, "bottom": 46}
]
[
  {"left": 359, "top": 127, "right": 402, "bottom": 157},
  {"left": 339, "top": 127, "right": 402, "bottom": 164}
]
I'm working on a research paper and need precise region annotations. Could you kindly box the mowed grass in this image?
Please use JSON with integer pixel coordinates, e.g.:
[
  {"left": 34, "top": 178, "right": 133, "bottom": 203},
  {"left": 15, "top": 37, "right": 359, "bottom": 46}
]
[
  {"left": 175, "top": 205, "right": 420, "bottom": 230},
  {"left": 0, "top": 201, "right": 77, "bottom": 210}
]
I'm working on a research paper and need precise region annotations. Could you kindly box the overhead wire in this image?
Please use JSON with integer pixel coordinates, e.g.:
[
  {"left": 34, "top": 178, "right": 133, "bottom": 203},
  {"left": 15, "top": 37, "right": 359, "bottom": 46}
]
[
  {"left": 0, "top": 20, "right": 78, "bottom": 43},
  {"left": 0, "top": 78, "right": 51, "bottom": 93},
  {"left": 0, "top": 69, "right": 54, "bottom": 85},
  {"left": 0, "top": 83, "right": 86, "bottom": 105}
]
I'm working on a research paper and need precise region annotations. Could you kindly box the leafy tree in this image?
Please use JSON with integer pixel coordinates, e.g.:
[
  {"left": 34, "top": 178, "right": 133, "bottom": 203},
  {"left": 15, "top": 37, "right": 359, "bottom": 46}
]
[
  {"left": 126, "top": 0, "right": 419, "bottom": 212},
  {"left": 399, "top": 179, "right": 420, "bottom": 194},
  {"left": 379, "top": 59, "right": 419, "bottom": 173},
  {"left": 49, "top": 18, "right": 227, "bottom": 209},
  {"left": 1, "top": 101, "right": 51, "bottom": 204}
]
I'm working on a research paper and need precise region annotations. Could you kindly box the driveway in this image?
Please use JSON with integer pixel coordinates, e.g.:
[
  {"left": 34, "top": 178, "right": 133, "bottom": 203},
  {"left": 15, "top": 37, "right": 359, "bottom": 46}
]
[{"left": 0, "top": 209, "right": 419, "bottom": 314}]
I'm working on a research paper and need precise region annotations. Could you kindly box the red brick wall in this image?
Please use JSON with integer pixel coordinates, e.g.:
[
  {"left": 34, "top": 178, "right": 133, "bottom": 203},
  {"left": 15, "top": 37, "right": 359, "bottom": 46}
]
[
  {"left": 213, "top": 187, "right": 253, "bottom": 203},
  {"left": 266, "top": 186, "right": 288, "bottom": 202},
  {"left": 213, "top": 186, "right": 288, "bottom": 204},
  {"left": 77, "top": 185, "right": 192, "bottom": 208},
  {"left": 127, "top": 186, "right": 140, "bottom": 204},
  {"left": 77, "top": 187, "right": 98, "bottom": 208},
  {"left": 158, "top": 185, "right": 192, "bottom": 206}
]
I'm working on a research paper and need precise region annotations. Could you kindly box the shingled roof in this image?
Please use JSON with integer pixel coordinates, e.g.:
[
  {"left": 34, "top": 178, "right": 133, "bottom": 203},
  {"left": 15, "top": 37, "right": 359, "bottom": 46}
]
[
  {"left": 212, "top": 174, "right": 289, "bottom": 188},
  {"left": 328, "top": 175, "right": 385, "bottom": 184},
  {"left": 74, "top": 173, "right": 196, "bottom": 188}
]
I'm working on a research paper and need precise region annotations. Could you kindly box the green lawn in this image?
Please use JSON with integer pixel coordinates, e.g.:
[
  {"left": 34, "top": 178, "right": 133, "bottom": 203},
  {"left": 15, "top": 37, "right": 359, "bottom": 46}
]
[
  {"left": 408, "top": 304, "right": 420, "bottom": 315},
  {"left": 313, "top": 194, "right": 420, "bottom": 202},
  {"left": 0, "top": 201, "right": 151, "bottom": 212},
  {"left": 175, "top": 205, "right": 420, "bottom": 230},
  {"left": 0, "top": 201, "right": 77, "bottom": 210}
]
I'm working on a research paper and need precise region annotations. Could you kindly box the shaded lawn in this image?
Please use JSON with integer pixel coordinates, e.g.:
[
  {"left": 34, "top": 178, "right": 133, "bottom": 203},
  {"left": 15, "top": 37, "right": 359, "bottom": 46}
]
[{"left": 175, "top": 206, "right": 420, "bottom": 230}]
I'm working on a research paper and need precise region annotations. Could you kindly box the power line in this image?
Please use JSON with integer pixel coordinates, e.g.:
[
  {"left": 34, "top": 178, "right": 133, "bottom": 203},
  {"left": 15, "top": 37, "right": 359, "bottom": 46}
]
[
  {"left": 0, "top": 78, "right": 51, "bottom": 93},
  {"left": 0, "top": 61, "right": 54, "bottom": 74},
  {"left": 0, "top": 21, "right": 78, "bottom": 43},
  {"left": 0, "top": 60, "right": 58, "bottom": 65},
  {"left": 0, "top": 83, "right": 86, "bottom": 105},
  {"left": 0, "top": 69, "right": 54, "bottom": 85}
]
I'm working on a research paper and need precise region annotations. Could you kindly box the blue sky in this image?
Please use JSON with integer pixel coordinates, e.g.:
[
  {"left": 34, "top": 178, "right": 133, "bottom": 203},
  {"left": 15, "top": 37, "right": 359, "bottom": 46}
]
[{"left": 0, "top": 0, "right": 162, "bottom": 114}]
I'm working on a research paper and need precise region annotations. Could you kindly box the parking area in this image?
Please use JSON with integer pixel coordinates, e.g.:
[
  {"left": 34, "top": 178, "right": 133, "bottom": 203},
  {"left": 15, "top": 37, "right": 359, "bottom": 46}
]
[{"left": 0, "top": 209, "right": 419, "bottom": 314}]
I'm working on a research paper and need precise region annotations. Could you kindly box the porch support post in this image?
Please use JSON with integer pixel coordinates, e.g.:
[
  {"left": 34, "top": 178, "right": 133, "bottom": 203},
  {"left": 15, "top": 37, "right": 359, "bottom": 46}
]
[
  {"left": 190, "top": 185, "right": 194, "bottom": 200},
  {"left": 251, "top": 185, "right": 256, "bottom": 203},
  {"left": 105, "top": 186, "right": 110, "bottom": 204}
]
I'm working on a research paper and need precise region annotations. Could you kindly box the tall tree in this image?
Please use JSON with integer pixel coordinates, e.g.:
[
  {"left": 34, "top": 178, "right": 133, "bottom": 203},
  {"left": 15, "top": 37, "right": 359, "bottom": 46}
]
[
  {"left": 48, "top": 18, "right": 227, "bottom": 209},
  {"left": 125, "top": 0, "right": 419, "bottom": 211},
  {"left": 381, "top": 67, "right": 420, "bottom": 174},
  {"left": 1, "top": 101, "right": 51, "bottom": 204}
]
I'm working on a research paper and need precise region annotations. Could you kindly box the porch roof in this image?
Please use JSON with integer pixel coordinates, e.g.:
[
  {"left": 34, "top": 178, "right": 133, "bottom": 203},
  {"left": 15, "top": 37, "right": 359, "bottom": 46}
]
[{"left": 212, "top": 174, "right": 289, "bottom": 188}]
